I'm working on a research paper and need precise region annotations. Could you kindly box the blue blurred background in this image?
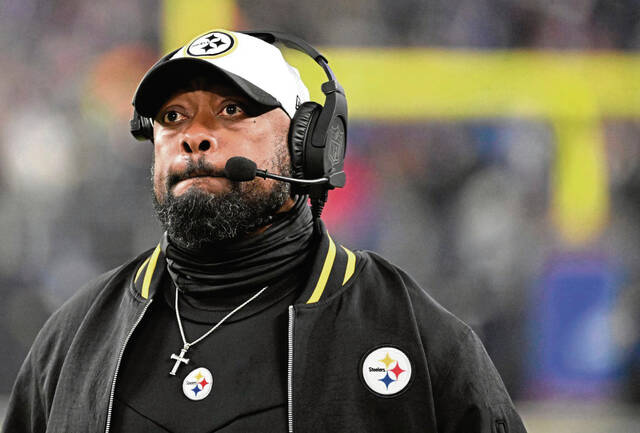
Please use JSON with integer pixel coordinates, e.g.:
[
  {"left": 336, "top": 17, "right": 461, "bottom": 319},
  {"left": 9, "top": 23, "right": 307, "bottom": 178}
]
[{"left": 2, "top": 0, "right": 640, "bottom": 430}]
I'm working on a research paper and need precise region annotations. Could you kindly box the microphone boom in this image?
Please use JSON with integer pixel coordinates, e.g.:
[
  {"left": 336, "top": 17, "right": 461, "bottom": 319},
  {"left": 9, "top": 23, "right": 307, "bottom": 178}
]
[{"left": 225, "top": 156, "right": 329, "bottom": 185}]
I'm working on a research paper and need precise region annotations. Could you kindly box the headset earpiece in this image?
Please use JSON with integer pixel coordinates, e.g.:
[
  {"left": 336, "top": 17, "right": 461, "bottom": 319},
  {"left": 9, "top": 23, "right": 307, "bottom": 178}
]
[
  {"left": 130, "top": 110, "right": 154, "bottom": 142},
  {"left": 308, "top": 79, "right": 347, "bottom": 189},
  {"left": 288, "top": 101, "right": 322, "bottom": 194}
]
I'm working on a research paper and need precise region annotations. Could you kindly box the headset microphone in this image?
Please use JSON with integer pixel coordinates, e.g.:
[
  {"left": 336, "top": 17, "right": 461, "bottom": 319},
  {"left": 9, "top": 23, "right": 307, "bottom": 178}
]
[{"left": 224, "top": 156, "right": 338, "bottom": 186}]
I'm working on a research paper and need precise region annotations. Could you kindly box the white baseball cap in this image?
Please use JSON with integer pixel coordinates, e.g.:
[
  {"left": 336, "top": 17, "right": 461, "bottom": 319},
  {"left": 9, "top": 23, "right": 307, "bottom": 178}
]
[{"left": 132, "top": 29, "right": 310, "bottom": 119}]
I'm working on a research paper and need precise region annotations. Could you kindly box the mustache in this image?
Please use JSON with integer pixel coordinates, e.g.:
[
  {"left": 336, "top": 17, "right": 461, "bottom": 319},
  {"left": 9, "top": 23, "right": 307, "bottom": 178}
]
[{"left": 166, "top": 158, "right": 227, "bottom": 189}]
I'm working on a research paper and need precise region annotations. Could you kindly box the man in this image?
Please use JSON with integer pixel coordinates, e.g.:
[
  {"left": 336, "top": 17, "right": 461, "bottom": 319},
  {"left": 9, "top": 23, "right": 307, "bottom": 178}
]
[{"left": 3, "top": 29, "right": 527, "bottom": 432}]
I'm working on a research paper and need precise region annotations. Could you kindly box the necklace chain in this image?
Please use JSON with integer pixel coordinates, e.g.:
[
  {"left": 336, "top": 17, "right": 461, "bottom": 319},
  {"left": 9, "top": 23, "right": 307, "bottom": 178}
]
[{"left": 174, "top": 283, "right": 268, "bottom": 350}]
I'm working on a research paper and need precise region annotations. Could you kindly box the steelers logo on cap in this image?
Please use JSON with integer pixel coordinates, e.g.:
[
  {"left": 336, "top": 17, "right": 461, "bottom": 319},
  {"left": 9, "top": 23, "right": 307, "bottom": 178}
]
[
  {"left": 186, "top": 31, "right": 236, "bottom": 58},
  {"left": 360, "top": 346, "right": 413, "bottom": 397},
  {"left": 182, "top": 367, "right": 214, "bottom": 401}
]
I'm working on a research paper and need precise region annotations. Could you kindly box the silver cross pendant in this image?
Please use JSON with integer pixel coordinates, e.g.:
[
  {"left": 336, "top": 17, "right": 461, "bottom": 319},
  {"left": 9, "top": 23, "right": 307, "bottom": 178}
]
[{"left": 170, "top": 345, "right": 190, "bottom": 376}]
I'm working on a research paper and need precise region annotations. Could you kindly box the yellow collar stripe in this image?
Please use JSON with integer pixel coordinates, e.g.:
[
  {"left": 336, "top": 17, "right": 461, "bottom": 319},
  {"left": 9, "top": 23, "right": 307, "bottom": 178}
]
[
  {"left": 141, "top": 244, "right": 162, "bottom": 299},
  {"left": 342, "top": 246, "right": 356, "bottom": 285},
  {"left": 306, "top": 235, "right": 336, "bottom": 304},
  {"left": 134, "top": 256, "right": 151, "bottom": 284}
]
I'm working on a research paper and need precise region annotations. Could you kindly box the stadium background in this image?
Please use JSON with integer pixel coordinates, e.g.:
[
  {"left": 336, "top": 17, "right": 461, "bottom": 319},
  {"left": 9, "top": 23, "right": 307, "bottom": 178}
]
[{"left": 2, "top": 0, "right": 640, "bottom": 430}]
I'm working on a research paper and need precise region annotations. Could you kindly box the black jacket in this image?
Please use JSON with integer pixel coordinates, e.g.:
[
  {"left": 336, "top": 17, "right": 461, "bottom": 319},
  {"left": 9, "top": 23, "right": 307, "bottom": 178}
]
[{"left": 2, "top": 223, "right": 527, "bottom": 432}]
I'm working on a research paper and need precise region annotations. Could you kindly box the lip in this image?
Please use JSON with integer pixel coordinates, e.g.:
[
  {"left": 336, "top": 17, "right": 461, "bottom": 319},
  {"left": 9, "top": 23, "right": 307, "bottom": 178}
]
[
  {"left": 175, "top": 175, "right": 224, "bottom": 186},
  {"left": 181, "top": 174, "right": 218, "bottom": 181},
  {"left": 172, "top": 175, "right": 227, "bottom": 194}
]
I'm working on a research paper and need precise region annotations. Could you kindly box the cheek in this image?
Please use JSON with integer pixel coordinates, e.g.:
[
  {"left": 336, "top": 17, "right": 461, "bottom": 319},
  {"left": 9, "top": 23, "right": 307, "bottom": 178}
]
[
  {"left": 248, "top": 128, "right": 288, "bottom": 168},
  {"left": 152, "top": 150, "right": 169, "bottom": 196}
]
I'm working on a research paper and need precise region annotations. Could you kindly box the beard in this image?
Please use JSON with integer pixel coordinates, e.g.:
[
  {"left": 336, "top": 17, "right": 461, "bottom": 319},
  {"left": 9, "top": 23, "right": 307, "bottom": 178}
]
[{"left": 152, "top": 151, "right": 292, "bottom": 249}]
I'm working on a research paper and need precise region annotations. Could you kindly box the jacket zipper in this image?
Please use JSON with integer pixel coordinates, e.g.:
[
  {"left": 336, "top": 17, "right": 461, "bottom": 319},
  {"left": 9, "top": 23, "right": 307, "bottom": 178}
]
[
  {"left": 287, "top": 305, "right": 295, "bottom": 433},
  {"left": 104, "top": 299, "right": 153, "bottom": 433}
]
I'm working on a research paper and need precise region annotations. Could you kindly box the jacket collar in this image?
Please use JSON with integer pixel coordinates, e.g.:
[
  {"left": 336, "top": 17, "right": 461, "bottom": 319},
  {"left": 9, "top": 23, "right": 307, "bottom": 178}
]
[
  {"left": 296, "top": 219, "right": 357, "bottom": 305},
  {"left": 131, "top": 219, "right": 358, "bottom": 304},
  {"left": 131, "top": 243, "right": 165, "bottom": 300}
]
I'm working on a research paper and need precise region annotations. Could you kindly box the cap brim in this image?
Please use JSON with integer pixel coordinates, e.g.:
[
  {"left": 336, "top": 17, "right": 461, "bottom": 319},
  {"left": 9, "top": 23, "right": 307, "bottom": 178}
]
[{"left": 132, "top": 57, "right": 281, "bottom": 118}]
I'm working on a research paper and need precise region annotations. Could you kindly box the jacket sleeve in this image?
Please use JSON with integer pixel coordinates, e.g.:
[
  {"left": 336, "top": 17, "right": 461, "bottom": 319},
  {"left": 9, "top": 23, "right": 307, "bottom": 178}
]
[
  {"left": 1, "top": 265, "right": 126, "bottom": 433},
  {"left": 432, "top": 326, "right": 527, "bottom": 433},
  {"left": 2, "top": 348, "right": 47, "bottom": 433},
  {"left": 382, "top": 256, "right": 527, "bottom": 433}
]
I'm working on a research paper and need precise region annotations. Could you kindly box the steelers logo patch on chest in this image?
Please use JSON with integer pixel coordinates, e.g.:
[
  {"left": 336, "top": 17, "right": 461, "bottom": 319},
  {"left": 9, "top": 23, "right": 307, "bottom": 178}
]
[
  {"left": 186, "top": 31, "right": 236, "bottom": 58},
  {"left": 182, "top": 367, "right": 214, "bottom": 401},
  {"left": 360, "top": 346, "right": 413, "bottom": 397}
]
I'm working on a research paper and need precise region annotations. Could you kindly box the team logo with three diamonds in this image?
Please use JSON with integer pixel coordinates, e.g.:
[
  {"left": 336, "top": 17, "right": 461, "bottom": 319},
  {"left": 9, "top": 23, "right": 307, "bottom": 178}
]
[
  {"left": 185, "top": 31, "right": 236, "bottom": 58},
  {"left": 360, "top": 346, "right": 412, "bottom": 396},
  {"left": 182, "top": 367, "right": 214, "bottom": 401}
]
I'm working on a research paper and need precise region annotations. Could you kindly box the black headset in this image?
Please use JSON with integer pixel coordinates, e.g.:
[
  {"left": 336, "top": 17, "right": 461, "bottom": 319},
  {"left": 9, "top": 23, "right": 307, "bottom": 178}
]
[{"left": 130, "top": 30, "right": 348, "bottom": 217}]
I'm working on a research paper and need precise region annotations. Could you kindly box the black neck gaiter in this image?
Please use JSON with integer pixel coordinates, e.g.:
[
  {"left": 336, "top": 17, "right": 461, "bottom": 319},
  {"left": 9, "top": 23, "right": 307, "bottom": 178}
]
[{"left": 162, "top": 196, "right": 315, "bottom": 308}]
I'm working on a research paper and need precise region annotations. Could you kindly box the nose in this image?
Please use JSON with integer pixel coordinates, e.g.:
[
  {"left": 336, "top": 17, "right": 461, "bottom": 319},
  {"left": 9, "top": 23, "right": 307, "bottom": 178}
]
[
  {"left": 181, "top": 118, "right": 218, "bottom": 154},
  {"left": 182, "top": 140, "right": 211, "bottom": 153}
]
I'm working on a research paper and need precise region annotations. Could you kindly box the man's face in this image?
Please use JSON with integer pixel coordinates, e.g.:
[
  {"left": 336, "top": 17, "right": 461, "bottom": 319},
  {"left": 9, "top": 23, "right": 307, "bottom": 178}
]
[{"left": 151, "top": 82, "right": 294, "bottom": 248}]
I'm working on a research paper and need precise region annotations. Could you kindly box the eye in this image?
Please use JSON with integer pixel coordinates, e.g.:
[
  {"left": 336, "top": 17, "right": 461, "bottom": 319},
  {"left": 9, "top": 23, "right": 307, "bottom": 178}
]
[
  {"left": 161, "top": 110, "right": 186, "bottom": 124},
  {"left": 222, "top": 103, "right": 244, "bottom": 117}
]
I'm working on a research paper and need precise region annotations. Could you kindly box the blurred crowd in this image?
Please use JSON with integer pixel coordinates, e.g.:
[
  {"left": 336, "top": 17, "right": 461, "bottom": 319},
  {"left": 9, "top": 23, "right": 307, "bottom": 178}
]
[{"left": 1, "top": 0, "right": 640, "bottom": 408}]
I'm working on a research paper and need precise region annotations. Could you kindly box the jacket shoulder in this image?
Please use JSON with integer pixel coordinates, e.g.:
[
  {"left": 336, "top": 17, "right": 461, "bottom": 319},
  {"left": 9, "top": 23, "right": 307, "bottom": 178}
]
[
  {"left": 2, "top": 250, "right": 154, "bottom": 432},
  {"left": 356, "top": 250, "right": 472, "bottom": 336},
  {"left": 355, "top": 252, "right": 495, "bottom": 383},
  {"left": 28, "top": 249, "right": 153, "bottom": 369},
  {"left": 46, "top": 252, "right": 150, "bottom": 330},
  {"left": 354, "top": 251, "right": 526, "bottom": 431},
  {"left": 356, "top": 251, "right": 476, "bottom": 374}
]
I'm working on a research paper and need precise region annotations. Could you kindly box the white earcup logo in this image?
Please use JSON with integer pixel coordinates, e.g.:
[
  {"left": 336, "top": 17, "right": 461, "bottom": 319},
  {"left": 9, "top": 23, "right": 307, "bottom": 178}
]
[
  {"left": 361, "top": 346, "right": 412, "bottom": 396},
  {"left": 187, "top": 31, "right": 235, "bottom": 57}
]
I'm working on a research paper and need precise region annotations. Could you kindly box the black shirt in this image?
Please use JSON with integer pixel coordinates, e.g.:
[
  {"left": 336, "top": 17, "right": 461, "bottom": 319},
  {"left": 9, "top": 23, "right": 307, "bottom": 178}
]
[{"left": 111, "top": 272, "right": 302, "bottom": 432}]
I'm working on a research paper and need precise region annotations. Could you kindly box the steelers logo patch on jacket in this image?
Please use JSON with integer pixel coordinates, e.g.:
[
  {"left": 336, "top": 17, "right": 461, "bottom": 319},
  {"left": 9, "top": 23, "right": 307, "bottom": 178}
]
[{"left": 360, "top": 346, "right": 413, "bottom": 397}]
